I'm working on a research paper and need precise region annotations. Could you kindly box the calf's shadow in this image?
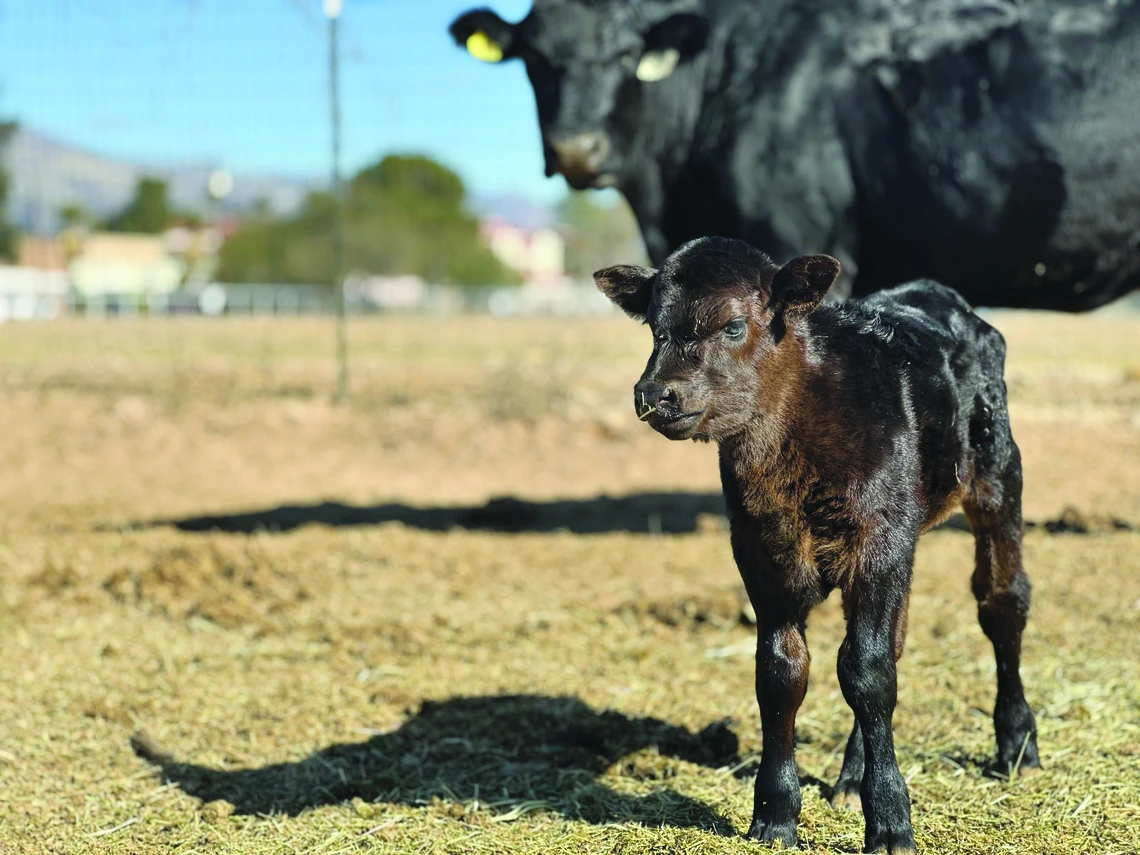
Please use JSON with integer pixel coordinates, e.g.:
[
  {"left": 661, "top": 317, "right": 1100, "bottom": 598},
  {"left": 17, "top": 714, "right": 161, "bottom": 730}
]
[
  {"left": 116, "top": 494, "right": 1133, "bottom": 538},
  {"left": 132, "top": 694, "right": 742, "bottom": 834},
  {"left": 119, "top": 492, "right": 728, "bottom": 535}
]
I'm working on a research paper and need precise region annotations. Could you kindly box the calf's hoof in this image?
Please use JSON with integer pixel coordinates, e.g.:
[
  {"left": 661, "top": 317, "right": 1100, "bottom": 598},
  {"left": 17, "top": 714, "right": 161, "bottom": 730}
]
[
  {"left": 864, "top": 827, "right": 916, "bottom": 854},
  {"left": 830, "top": 787, "right": 862, "bottom": 813},
  {"left": 746, "top": 817, "right": 798, "bottom": 849},
  {"left": 998, "top": 740, "right": 1041, "bottom": 779}
]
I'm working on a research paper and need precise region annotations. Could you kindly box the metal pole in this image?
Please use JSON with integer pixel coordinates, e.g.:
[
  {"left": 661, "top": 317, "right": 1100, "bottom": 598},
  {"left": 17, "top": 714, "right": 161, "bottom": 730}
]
[{"left": 328, "top": 0, "right": 348, "bottom": 404}]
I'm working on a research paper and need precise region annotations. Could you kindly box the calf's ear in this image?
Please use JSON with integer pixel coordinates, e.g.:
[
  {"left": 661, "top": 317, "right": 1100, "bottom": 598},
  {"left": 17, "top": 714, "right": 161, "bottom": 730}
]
[
  {"left": 594, "top": 265, "right": 656, "bottom": 320},
  {"left": 770, "top": 255, "right": 841, "bottom": 320},
  {"left": 450, "top": 8, "right": 515, "bottom": 62}
]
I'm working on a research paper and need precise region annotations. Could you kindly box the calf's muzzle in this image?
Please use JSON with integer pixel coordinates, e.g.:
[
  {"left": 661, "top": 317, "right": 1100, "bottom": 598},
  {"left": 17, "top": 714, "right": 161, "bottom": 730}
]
[{"left": 634, "top": 379, "right": 680, "bottom": 420}]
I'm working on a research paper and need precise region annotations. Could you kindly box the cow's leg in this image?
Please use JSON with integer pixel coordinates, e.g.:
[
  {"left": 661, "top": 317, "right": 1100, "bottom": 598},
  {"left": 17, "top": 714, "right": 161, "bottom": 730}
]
[
  {"left": 832, "top": 598, "right": 908, "bottom": 812},
  {"left": 831, "top": 720, "right": 864, "bottom": 810},
  {"left": 964, "top": 445, "right": 1039, "bottom": 776},
  {"left": 746, "top": 611, "right": 810, "bottom": 847},
  {"left": 838, "top": 561, "right": 915, "bottom": 855}
]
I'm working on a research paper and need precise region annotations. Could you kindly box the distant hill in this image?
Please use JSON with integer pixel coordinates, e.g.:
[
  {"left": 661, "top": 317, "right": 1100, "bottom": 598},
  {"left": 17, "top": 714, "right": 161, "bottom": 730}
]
[
  {"left": 1, "top": 127, "right": 322, "bottom": 233},
  {"left": 468, "top": 193, "right": 556, "bottom": 230},
  {"left": 0, "top": 127, "right": 557, "bottom": 235}
]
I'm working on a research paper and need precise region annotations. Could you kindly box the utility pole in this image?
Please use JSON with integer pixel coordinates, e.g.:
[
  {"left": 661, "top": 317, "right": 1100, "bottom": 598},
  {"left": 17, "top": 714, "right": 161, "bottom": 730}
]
[{"left": 325, "top": 0, "right": 348, "bottom": 404}]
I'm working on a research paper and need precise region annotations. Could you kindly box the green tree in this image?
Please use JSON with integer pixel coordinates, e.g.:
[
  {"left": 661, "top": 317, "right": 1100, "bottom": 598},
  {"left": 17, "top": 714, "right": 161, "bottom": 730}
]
[
  {"left": 557, "top": 191, "right": 646, "bottom": 280},
  {"left": 59, "top": 203, "right": 93, "bottom": 229},
  {"left": 218, "top": 154, "right": 516, "bottom": 286},
  {"left": 105, "top": 176, "right": 174, "bottom": 234},
  {"left": 0, "top": 121, "right": 17, "bottom": 262}
]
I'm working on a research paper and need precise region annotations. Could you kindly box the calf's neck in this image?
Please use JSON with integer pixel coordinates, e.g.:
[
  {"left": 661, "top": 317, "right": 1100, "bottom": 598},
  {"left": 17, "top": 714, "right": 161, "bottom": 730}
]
[{"left": 595, "top": 236, "right": 1039, "bottom": 853}]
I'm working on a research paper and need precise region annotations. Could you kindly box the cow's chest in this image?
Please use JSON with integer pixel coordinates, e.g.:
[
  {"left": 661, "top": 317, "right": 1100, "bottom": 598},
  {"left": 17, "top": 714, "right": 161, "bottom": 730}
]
[{"left": 728, "top": 480, "right": 864, "bottom": 600}]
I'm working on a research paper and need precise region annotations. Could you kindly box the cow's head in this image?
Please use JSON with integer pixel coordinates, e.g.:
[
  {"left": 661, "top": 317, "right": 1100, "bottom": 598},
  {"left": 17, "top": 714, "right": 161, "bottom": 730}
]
[
  {"left": 450, "top": 1, "right": 710, "bottom": 190},
  {"left": 595, "top": 237, "right": 840, "bottom": 442}
]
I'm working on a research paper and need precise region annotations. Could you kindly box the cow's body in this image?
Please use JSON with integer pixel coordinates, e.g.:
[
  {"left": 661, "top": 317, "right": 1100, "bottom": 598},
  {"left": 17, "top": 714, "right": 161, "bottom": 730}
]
[{"left": 453, "top": 0, "right": 1140, "bottom": 310}]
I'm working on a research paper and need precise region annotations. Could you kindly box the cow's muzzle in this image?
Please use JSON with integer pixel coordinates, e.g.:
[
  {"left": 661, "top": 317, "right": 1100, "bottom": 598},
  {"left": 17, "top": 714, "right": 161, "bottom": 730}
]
[{"left": 545, "top": 133, "right": 613, "bottom": 189}]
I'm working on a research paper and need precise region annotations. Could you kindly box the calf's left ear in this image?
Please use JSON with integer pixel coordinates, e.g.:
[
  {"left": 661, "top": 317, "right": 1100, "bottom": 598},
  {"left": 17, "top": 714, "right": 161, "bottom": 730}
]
[
  {"left": 594, "top": 265, "right": 656, "bottom": 320},
  {"left": 770, "top": 255, "right": 841, "bottom": 319}
]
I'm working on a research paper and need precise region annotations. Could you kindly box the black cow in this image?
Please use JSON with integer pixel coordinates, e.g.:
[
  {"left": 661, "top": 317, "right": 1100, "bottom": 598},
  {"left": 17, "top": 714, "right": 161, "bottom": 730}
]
[{"left": 451, "top": 0, "right": 1140, "bottom": 310}]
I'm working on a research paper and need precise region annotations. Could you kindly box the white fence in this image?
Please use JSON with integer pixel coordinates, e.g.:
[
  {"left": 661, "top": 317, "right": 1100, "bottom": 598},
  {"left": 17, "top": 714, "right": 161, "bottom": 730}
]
[{"left": 0, "top": 268, "right": 618, "bottom": 320}]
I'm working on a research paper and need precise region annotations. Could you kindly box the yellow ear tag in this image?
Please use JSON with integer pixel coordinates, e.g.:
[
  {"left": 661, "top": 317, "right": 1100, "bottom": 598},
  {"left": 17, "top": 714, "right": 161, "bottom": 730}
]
[{"left": 466, "top": 30, "right": 503, "bottom": 63}]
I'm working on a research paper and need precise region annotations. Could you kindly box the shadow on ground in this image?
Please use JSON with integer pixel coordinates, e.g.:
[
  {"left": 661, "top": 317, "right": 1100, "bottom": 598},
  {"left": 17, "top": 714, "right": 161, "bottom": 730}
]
[
  {"left": 119, "top": 495, "right": 1132, "bottom": 537},
  {"left": 132, "top": 694, "right": 743, "bottom": 834},
  {"left": 122, "top": 492, "right": 729, "bottom": 535}
]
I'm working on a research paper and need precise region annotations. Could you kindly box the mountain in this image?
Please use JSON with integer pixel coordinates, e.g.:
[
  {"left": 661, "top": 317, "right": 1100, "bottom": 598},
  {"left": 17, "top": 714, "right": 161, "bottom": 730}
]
[
  {"left": 1, "top": 127, "right": 321, "bottom": 233},
  {"left": 0, "top": 126, "right": 557, "bottom": 235},
  {"left": 468, "top": 193, "right": 556, "bottom": 230}
]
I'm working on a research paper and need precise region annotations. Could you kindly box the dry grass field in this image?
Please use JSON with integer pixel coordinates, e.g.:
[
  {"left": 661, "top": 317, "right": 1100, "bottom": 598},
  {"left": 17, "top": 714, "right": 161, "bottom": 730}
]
[{"left": 1, "top": 311, "right": 1138, "bottom": 855}]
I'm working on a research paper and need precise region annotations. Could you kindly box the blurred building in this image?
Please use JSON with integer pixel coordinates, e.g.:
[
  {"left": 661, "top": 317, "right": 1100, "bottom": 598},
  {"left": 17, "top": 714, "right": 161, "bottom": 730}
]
[
  {"left": 0, "top": 235, "right": 68, "bottom": 321},
  {"left": 69, "top": 232, "right": 184, "bottom": 301},
  {"left": 480, "top": 216, "right": 567, "bottom": 287},
  {"left": 16, "top": 235, "right": 68, "bottom": 270}
]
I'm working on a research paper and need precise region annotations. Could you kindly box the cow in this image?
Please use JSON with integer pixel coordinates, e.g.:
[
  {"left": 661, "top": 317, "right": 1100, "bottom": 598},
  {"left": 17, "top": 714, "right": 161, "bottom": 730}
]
[
  {"left": 451, "top": 0, "right": 1140, "bottom": 311},
  {"left": 595, "top": 235, "right": 1040, "bottom": 851}
]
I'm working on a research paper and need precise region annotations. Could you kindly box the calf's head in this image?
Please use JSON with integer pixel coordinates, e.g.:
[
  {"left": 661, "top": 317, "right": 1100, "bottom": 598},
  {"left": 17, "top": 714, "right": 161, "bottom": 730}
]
[
  {"left": 450, "top": 1, "right": 709, "bottom": 189},
  {"left": 595, "top": 237, "right": 840, "bottom": 442}
]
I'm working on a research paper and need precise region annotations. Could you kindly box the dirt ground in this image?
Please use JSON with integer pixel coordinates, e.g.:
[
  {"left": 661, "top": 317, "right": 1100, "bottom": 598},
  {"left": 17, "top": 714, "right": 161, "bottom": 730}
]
[{"left": 1, "top": 311, "right": 1138, "bottom": 855}]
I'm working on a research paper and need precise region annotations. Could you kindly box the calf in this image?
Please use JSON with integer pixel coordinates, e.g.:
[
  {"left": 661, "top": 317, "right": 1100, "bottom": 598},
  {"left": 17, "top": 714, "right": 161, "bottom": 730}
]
[{"left": 595, "top": 237, "right": 1040, "bottom": 853}]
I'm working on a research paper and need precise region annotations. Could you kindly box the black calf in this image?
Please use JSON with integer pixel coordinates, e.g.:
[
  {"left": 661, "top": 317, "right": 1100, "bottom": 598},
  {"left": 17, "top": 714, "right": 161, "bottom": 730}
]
[{"left": 596, "top": 236, "right": 1039, "bottom": 852}]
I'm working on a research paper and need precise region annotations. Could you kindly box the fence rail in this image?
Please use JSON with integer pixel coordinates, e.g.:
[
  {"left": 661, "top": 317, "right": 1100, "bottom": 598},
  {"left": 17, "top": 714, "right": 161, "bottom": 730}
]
[{"left": 0, "top": 275, "right": 618, "bottom": 320}]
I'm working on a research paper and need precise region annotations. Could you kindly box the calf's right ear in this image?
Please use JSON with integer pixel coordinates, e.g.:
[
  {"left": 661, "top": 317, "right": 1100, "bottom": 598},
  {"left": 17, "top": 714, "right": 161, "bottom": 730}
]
[
  {"left": 770, "top": 254, "right": 841, "bottom": 320},
  {"left": 450, "top": 8, "right": 515, "bottom": 62},
  {"left": 594, "top": 265, "right": 656, "bottom": 320}
]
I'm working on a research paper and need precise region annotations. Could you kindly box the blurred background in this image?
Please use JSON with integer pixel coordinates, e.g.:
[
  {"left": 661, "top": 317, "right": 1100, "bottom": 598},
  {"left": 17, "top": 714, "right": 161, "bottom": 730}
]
[
  {"left": 2, "top": 4, "right": 1138, "bottom": 855},
  {"left": 0, "top": 0, "right": 644, "bottom": 320}
]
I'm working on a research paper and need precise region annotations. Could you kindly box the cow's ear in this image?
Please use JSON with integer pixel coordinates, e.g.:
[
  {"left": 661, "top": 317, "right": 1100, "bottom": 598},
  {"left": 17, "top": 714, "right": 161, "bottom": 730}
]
[
  {"left": 450, "top": 8, "right": 515, "bottom": 63},
  {"left": 638, "top": 13, "right": 709, "bottom": 81},
  {"left": 594, "top": 265, "right": 656, "bottom": 320},
  {"left": 770, "top": 255, "right": 841, "bottom": 320}
]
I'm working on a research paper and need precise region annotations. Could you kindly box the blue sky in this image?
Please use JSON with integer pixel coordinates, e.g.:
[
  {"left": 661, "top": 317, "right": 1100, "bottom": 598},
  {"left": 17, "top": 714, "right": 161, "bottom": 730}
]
[{"left": 0, "top": 0, "right": 565, "bottom": 202}]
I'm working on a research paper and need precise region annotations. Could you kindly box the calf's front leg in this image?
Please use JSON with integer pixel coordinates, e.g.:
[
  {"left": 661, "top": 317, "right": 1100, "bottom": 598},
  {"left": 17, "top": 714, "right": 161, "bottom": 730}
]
[
  {"left": 838, "top": 574, "right": 915, "bottom": 854},
  {"left": 747, "top": 612, "right": 810, "bottom": 847}
]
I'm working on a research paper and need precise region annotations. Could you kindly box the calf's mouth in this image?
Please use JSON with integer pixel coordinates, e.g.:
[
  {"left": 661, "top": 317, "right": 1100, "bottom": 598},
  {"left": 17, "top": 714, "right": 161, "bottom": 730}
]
[{"left": 644, "top": 408, "right": 707, "bottom": 440}]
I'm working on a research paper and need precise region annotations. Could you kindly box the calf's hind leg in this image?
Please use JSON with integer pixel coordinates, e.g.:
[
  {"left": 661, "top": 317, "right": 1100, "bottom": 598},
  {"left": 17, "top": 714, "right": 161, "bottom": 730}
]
[
  {"left": 831, "top": 721, "right": 865, "bottom": 810},
  {"left": 831, "top": 606, "right": 907, "bottom": 812},
  {"left": 838, "top": 567, "right": 916, "bottom": 854},
  {"left": 964, "top": 445, "right": 1040, "bottom": 775}
]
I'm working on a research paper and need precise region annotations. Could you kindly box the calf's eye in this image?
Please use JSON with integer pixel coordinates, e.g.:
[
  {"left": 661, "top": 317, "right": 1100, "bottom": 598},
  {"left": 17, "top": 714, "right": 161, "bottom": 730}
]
[{"left": 723, "top": 319, "right": 747, "bottom": 340}]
